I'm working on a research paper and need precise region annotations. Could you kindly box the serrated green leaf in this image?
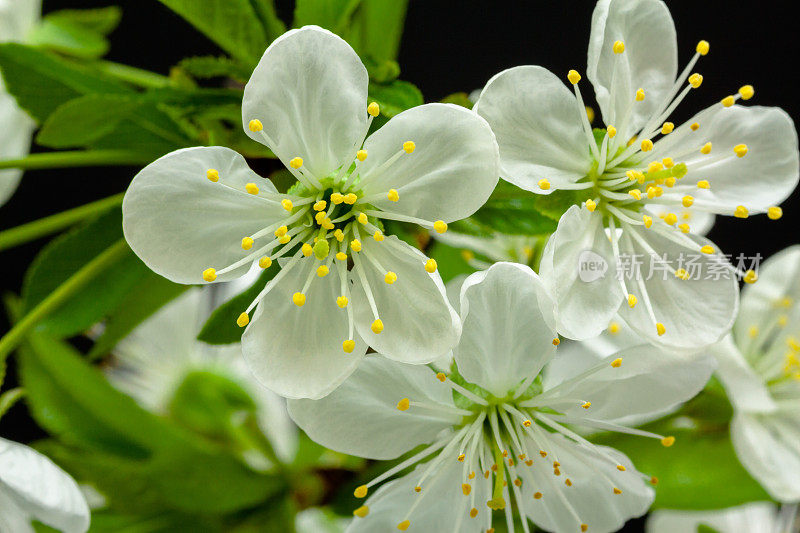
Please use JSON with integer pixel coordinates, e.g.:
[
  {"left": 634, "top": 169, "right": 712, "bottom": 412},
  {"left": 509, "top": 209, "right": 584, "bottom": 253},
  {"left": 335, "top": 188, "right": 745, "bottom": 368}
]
[
  {"left": 293, "top": 0, "right": 361, "bottom": 34},
  {"left": 45, "top": 7, "right": 123, "bottom": 35},
  {"left": 178, "top": 56, "right": 252, "bottom": 83},
  {"left": 367, "top": 79, "right": 423, "bottom": 117},
  {"left": 36, "top": 95, "right": 142, "bottom": 148},
  {"left": 197, "top": 268, "right": 278, "bottom": 344}
]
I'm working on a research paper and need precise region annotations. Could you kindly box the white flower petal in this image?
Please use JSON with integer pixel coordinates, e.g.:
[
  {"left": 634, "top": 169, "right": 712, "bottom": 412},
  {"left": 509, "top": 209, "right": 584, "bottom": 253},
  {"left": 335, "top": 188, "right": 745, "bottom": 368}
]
[
  {"left": 540, "top": 206, "right": 625, "bottom": 340},
  {"left": 0, "top": 91, "right": 34, "bottom": 206},
  {"left": 707, "top": 335, "right": 776, "bottom": 414},
  {"left": 518, "top": 433, "right": 653, "bottom": 533},
  {"left": 616, "top": 223, "right": 738, "bottom": 349},
  {"left": 351, "top": 236, "right": 460, "bottom": 364},
  {"left": 242, "top": 255, "right": 367, "bottom": 399},
  {"left": 587, "top": 0, "right": 677, "bottom": 140},
  {"left": 0, "top": 0, "right": 40, "bottom": 41},
  {"left": 646, "top": 502, "right": 778, "bottom": 533},
  {"left": 731, "top": 411, "right": 800, "bottom": 502},
  {"left": 288, "top": 357, "right": 458, "bottom": 460},
  {"left": 346, "top": 460, "right": 488, "bottom": 533},
  {"left": 474, "top": 66, "right": 592, "bottom": 193},
  {"left": 123, "top": 147, "right": 287, "bottom": 284},
  {"left": 242, "top": 26, "right": 368, "bottom": 177},
  {"left": 359, "top": 103, "right": 499, "bottom": 222},
  {"left": 644, "top": 203, "right": 715, "bottom": 236},
  {"left": 454, "top": 262, "right": 557, "bottom": 397},
  {"left": 0, "top": 438, "right": 90, "bottom": 533},
  {"left": 0, "top": 489, "right": 34, "bottom": 533}
]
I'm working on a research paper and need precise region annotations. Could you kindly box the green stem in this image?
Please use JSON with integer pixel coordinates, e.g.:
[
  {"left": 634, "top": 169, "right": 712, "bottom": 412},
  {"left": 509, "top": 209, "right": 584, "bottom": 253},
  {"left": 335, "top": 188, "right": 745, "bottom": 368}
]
[
  {"left": 98, "top": 61, "right": 170, "bottom": 89},
  {"left": 0, "top": 193, "right": 124, "bottom": 252},
  {"left": 0, "top": 240, "right": 129, "bottom": 363},
  {"left": 0, "top": 150, "right": 152, "bottom": 171}
]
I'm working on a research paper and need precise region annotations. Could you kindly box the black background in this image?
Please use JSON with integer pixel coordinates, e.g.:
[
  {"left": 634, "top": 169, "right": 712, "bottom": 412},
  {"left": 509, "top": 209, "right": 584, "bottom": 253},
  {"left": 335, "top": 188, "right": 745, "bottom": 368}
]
[{"left": 1, "top": 1, "right": 796, "bottom": 529}]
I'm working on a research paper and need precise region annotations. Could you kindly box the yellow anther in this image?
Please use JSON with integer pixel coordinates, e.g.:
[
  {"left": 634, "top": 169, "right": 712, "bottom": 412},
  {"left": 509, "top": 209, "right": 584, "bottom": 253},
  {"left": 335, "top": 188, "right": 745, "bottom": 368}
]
[
  {"left": 768, "top": 206, "right": 783, "bottom": 220},
  {"left": 734, "top": 144, "right": 748, "bottom": 157},
  {"left": 721, "top": 95, "right": 736, "bottom": 107},
  {"left": 206, "top": 169, "right": 219, "bottom": 182},
  {"left": 371, "top": 319, "right": 384, "bottom": 334},
  {"left": 582, "top": 401, "right": 591, "bottom": 409},
  {"left": 385, "top": 271, "right": 397, "bottom": 284},
  {"left": 661, "top": 436, "right": 676, "bottom": 447},
  {"left": 641, "top": 139, "right": 653, "bottom": 151},
  {"left": 778, "top": 315, "right": 788, "bottom": 327},
  {"left": 613, "top": 488, "right": 622, "bottom": 495},
  {"left": 697, "top": 180, "right": 710, "bottom": 189},
  {"left": 539, "top": 451, "right": 547, "bottom": 457},
  {"left": 313, "top": 200, "right": 327, "bottom": 211},
  {"left": 643, "top": 215, "right": 653, "bottom": 228},
  {"left": 289, "top": 157, "right": 303, "bottom": 169},
  {"left": 748, "top": 325, "right": 759, "bottom": 338},
  {"left": 462, "top": 483, "right": 472, "bottom": 495},
  {"left": 739, "top": 85, "right": 754, "bottom": 100},
  {"left": 336, "top": 252, "right": 347, "bottom": 261},
  {"left": 567, "top": 70, "right": 581, "bottom": 84},
  {"left": 688, "top": 73, "right": 703, "bottom": 89},
  {"left": 334, "top": 229, "right": 345, "bottom": 242},
  {"left": 259, "top": 256, "right": 272, "bottom": 269},
  {"left": 534, "top": 492, "right": 543, "bottom": 499},
  {"left": 682, "top": 195, "right": 694, "bottom": 208},
  {"left": 650, "top": 476, "right": 659, "bottom": 485},
  {"left": 344, "top": 193, "right": 358, "bottom": 205},
  {"left": 342, "top": 339, "right": 355, "bottom": 353},
  {"left": 387, "top": 189, "right": 400, "bottom": 202},
  {"left": 585, "top": 199, "right": 597, "bottom": 212},
  {"left": 461, "top": 250, "right": 475, "bottom": 262},
  {"left": 678, "top": 223, "right": 690, "bottom": 233},
  {"left": 743, "top": 270, "right": 758, "bottom": 284},
  {"left": 351, "top": 239, "right": 362, "bottom": 252},
  {"left": 357, "top": 212, "right": 368, "bottom": 224},
  {"left": 245, "top": 183, "right": 259, "bottom": 195},
  {"left": 337, "top": 296, "right": 349, "bottom": 308},
  {"left": 646, "top": 187, "right": 657, "bottom": 199},
  {"left": 353, "top": 505, "right": 369, "bottom": 518},
  {"left": 281, "top": 199, "right": 293, "bottom": 212},
  {"left": 662, "top": 157, "right": 674, "bottom": 168},
  {"left": 433, "top": 220, "right": 448, "bottom": 234},
  {"left": 656, "top": 322, "right": 666, "bottom": 336},
  {"left": 628, "top": 189, "right": 642, "bottom": 200},
  {"left": 552, "top": 338, "right": 561, "bottom": 346},
  {"left": 635, "top": 88, "right": 645, "bottom": 101},
  {"left": 664, "top": 213, "right": 678, "bottom": 226},
  {"left": 538, "top": 179, "right": 551, "bottom": 190},
  {"left": 613, "top": 40, "right": 625, "bottom": 54},
  {"left": 661, "top": 122, "right": 674, "bottom": 135},
  {"left": 665, "top": 176, "right": 676, "bottom": 187},
  {"left": 403, "top": 141, "right": 416, "bottom": 154},
  {"left": 522, "top": 420, "right": 532, "bottom": 427},
  {"left": 734, "top": 205, "right": 749, "bottom": 218},
  {"left": 515, "top": 478, "right": 523, "bottom": 487},
  {"left": 241, "top": 237, "right": 254, "bottom": 250},
  {"left": 436, "top": 372, "right": 446, "bottom": 382},
  {"left": 608, "top": 322, "right": 620, "bottom": 335},
  {"left": 373, "top": 230, "right": 384, "bottom": 242},
  {"left": 611, "top": 358, "right": 623, "bottom": 368},
  {"left": 606, "top": 125, "right": 617, "bottom": 138},
  {"left": 396, "top": 398, "right": 410, "bottom": 411},
  {"left": 354, "top": 485, "right": 368, "bottom": 498},
  {"left": 586, "top": 106, "right": 595, "bottom": 123},
  {"left": 248, "top": 119, "right": 263, "bottom": 132},
  {"left": 356, "top": 150, "right": 368, "bottom": 162},
  {"left": 696, "top": 40, "right": 710, "bottom": 55},
  {"left": 316, "top": 265, "right": 329, "bottom": 277},
  {"left": 278, "top": 234, "right": 291, "bottom": 244},
  {"left": 675, "top": 268, "right": 689, "bottom": 280},
  {"left": 628, "top": 294, "right": 637, "bottom": 308},
  {"left": 275, "top": 225, "right": 288, "bottom": 237},
  {"left": 331, "top": 192, "right": 344, "bottom": 204},
  {"left": 397, "top": 520, "right": 410, "bottom": 531},
  {"left": 470, "top": 508, "right": 478, "bottom": 518},
  {"left": 458, "top": 454, "right": 466, "bottom": 462},
  {"left": 581, "top": 525, "right": 588, "bottom": 532},
  {"left": 565, "top": 478, "right": 573, "bottom": 486},
  {"left": 367, "top": 102, "right": 380, "bottom": 117},
  {"left": 315, "top": 211, "right": 326, "bottom": 225},
  {"left": 202, "top": 268, "right": 217, "bottom": 282},
  {"left": 700, "top": 245, "right": 714, "bottom": 255},
  {"left": 302, "top": 243, "right": 313, "bottom": 257},
  {"left": 690, "top": 122, "right": 700, "bottom": 131},
  {"left": 237, "top": 312, "right": 249, "bottom": 328},
  {"left": 617, "top": 465, "right": 627, "bottom": 472},
  {"left": 292, "top": 292, "right": 306, "bottom": 307},
  {"left": 648, "top": 161, "right": 664, "bottom": 174},
  {"left": 425, "top": 258, "right": 438, "bottom": 273}
]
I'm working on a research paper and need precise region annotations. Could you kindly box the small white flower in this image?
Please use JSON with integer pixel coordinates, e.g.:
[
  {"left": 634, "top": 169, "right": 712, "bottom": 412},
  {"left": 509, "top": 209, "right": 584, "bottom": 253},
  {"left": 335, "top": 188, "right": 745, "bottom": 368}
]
[
  {"left": 0, "top": 437, "right": 90, "bottom": 533},
  {"left": 709, "top": 245, "right": 800, "bottom": 502},
  {"left": 288, "top": 262, "right": 714, "bottom": 533},
  {"left": 647, "top": 501, "right": 795, "bottom": 533},
  {"left": 474, "top": 0, "right": 799, "bottom": 348},
  {"left": 122, "top": 26, "right": 500, "bottom": 399},
  {"left": 105, "top": 284, "right": 297, "bottom": 462},
  {"left": 0, "top": 0, "right": 39, "bottom": 206}
]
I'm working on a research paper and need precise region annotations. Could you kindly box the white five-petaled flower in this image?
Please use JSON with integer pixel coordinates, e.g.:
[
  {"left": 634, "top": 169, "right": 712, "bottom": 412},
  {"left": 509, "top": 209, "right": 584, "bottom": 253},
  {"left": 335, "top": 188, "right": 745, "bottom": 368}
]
[
  {"left": 474, "top": 0, "right": 799, "bottom": 348},
  {"left": 0, "top": 0, "right": 39, "bottom": 206},
  {"left": 288, "top": 262, "right": 714, "bottom": 533},
  {"left": 647, "top": 502, "right": 796, "bottom": 533},
  {"left": 122, "top": 26, "right": 500, "bottom": 399},
  {"left": 0, "top": 437, "right": 90, "bottom": 533},
  {"left": 709, "top": 245, "right": 800, "bottom": 502}
]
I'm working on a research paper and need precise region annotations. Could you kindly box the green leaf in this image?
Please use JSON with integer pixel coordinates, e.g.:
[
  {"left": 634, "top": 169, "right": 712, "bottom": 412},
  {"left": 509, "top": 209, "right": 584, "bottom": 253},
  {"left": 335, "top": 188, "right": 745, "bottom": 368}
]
[
  {"left": 178, "top": 56, "right": 252, "bottom": 83},
  {"left": 0, "top": 43, "right": 130, "bottom": 121},
  {"left": 28, "top": 18, "right": 110, "bottom": 59},
  {"left": 36, "top": 95, "right": 143, "bottom": 148},
  {"left": 428, "top": 241, "right": 474, "bottom": 283},
  {"left": 197, "top": 268, "right": 278, "bottom": 344},
  {"left": 293, "top": 0, "right": 361, "bottom": 34},
  {"left": 367, "top": 80, "right": 423, "bottom": 118},
  {"left": 349, "top": 0, "right": 408, "bottom": 62},
  {"left": 470, "top": 197, "right": 558, "bottom": 236},
  {"left": 45, "top": 7, "right": 123, "bottom": 35},
  {"left": 155, "top": 0, "right": 270, "bottom": 65},
  {"left": 248, "top": 0, "right": 287, "bottom": 43},
  {"left": 440, "top": 92, "right": 473, "bottom": 109},
  {"left": 534, "top": 188, "right": 585, "bottom": 221},
  {"left": 144, "top": 87, "right": 244, "bottom": 111}
]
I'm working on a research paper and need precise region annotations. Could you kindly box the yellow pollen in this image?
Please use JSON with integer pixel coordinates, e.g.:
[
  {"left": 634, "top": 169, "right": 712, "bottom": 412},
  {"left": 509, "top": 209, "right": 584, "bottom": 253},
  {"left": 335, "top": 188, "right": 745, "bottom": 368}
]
[
  {"left": 617, "top": 465, "right": 626, "bottom": 472},
  {"left": 354, "top": 485, "right": 368, "bottom": 498},
  {"left": 739, "top": 85, "right": 755, "bottom": 100},
  {"left": 661, "top": 122, "right": 674, "bottom": 135},
  {"left": 387, "top": 189, "right": 400, "bottom": 202},
  {"left": 351, "top": 239, "right": 362, "bottom": 252},
  {"left": 432, "top": 220, "right": 448, "bottom": 234},
  {"left": 665, "top": 176, "right": 676, "bottom": 187},
  {"left": 337, "top": 296, "right": 349, "bottom": 308},
  {"left": 315, "top": 212, "right": 326, "bottom": 225},
  {"left": 385, "top": 271, "right": 397, "bottom": 284},
  {"left": 697, "top": 180, "right": 710, "bottom": 189},
  {"left": 701, "top": 245, "right": 714, "bottom": 254},
  {"left": 245, "top": 183, "right": 259, "bottom": 195},
  {"left": 334, "top": 229, "right": 345, "bottom": 242},
  {"left": 611, "top": 358, "right": 622, "bottom": 368},
  {"left": 396, "top": 398, "right": 410, "bottom": 411},
  {"left": 678, "top": 223, "right": 690, "bottom": 233},
  {"left": 403, "top": 141, "right": 416, "bottom": 154},
  {"left": 581, "top": 525, "right": 588, "bottom": 532},
  {"left": 331, "top": 192, "right": 344, "bottom": 204},
  {"left": 353, "top": 505, "right": 369, "bottom": 518},
  {"left": 609, "top": 322, "right": 620, "bottom": 334},
  {"left": 371, "top": 319, "right": 384, "bottom": 334},
  {"left": 313, "top": 200, "right": 327, "bottom": 211},
  {"left": 414, "top": 486, "right": 422, "bottom": 493},
  {"left": 436, "top": 372, "right": 446, "bottom": 382},
  {"left": 629, "top": 189, "right": 642, "bottom": 200},
  {"left": 606, "top": 125, "right": 617, "bottom": 138},
  {"left": 202, "top": 268, "right": 217, "bottom": 282},
  {"left": 641, "top": 139, "right": 653, "bottom": 151},
  {"left": 567, "top": 69, "right": 581, "bottom": 84},
  {"left": 628, "top": 294, "right": 637, "bottom": 308},
  {"left": 278, "top": 234, "right": 290, "bottom": 244},
  {"left": 236, "top": 312, "right": 249, "bottom": 328},
  {"left": 539, "top": 451, "right": 547, "bottom": 458},
  {"left": 581, "top": 401, "right": 591, "bottom": 409},
  {"left": 613, "top": 40, "right": 625, "bottom": 54},
  {"left": 342, "top": 339, "right": 355, "bottom": 353},
  {"left": 248, "top": 119, "right": 263, "bottom": 132},
  {"left": 585, "top": 106, "right": 595, "bottom": 123},
  {"left": 461, "top": 250, "right": 475, "bottom": 262},
  {"left": 457, "top": 453, "right": 466, "bottom": 462},
  {"left": 373, "top": 230, "right": 384, "bottom": 242},
  {"left": 302, "top": 243, "right": 313, "bottom": 257},
  {"left": 316, "top": 265, "right": 329, "bottom": 277},
  {"left": 696, "top": 40, "right": 710, "bottom": 55},
  {"left": 275, "top": 225, "right": 288, "bottom": 237},
  {"left": 565, "top": 478, "right": 573, "bottom": 487},
  {"left": 643, "top": 215, "right": 653, "bottom": 228},
  {"left": 656, "top": 323, "right": 666, "bottom": 336},
  {"left": 357, "top": 212, "right": 368, "bottom": 224},
  {"left": 425, "top": 258, "right": 438, "bottom": 273},
  {"left": 661, "top": 436, "right": 676, "bottom": 447},
  {"left": 585, "top": 199, "right": 597, "bottom": 212},
  {"left": 525, "top": 459, "right": 533, "bottom": 466},
  {"left": 635, "top": 88, "right": 645, "bottom": 101},
  {"left": 651, "top": 476, "right": 659, "bottom": 485},
  {"left": 539, "top": 178, "right": 551, "bottom": 190},
  {"left": 523, "top": 420, "right": 532, "bottom": 427},
  {"left": 553, "top": 468, "right": 560, "bottom": 476},
  {"left": 662, "top": 157, "right": 674, "bottom": 168},
  {"left": 552, "top": 338, "right": 561, "bottom": 346},
  {"left": 367, "top": 101, "right": 380, "bottom": 117},
  {"left": 734, "top": 144, "right": 748, "bottom": 157},
  {"left": 336, "top": 252, "right": 347, "bottom": 261},
  {"left": 289, "top": 157, "right": 303, "bottom": 169},
  {"left": 241, "top": 237, "right": 254, "bottom": 250},
  {"left": 768, "top": 206, "right": 783, "bottom": 220},
  {"left": 778, "top": 315, "right": 788, "bottom": 327},
  {"left": 462, "top": 483, "right": 471, "bottom": 495},
  {"left": 470, "top": 508, "right": 478, "bottom": 518},
  {"left": 356, "top": 149, "right": 368, "bottom": 162},
  {"left": 281, "top": 199, "right": 293, "bottom": 212},
  {"left": 699, "top": 142, "right": 712, "bottom": 155},
  {"left": 206, "top": 169, "right": 219, "bottom": 182},
  {"left": 675, "top": 268, "right": 689, "bottom": 280},
  {"left": 734, "top": 205, "right": 749, "bottom": 218},
  {"left": 292, "top": 292, "right": 306, "bottom": 307},
  {"left": 613, "top": 488, "right": 622, "bottom": 495},
  {"left": 682, "top": 195, "right": 694, "bottom": 208},
  {"left": 397, "top": 520, "right": 410, "bottom": 531},
  {"left": 534, "top": 492, "right": 543, "bottom": 499},
  {"left": 664, "top": 213, "right": 678, "bottom": 226},
  {"left": 721, "top": 95, "right": 735, "bottom": 107},
  {"left": 744, "top": 270, "right": 758, "bottom": 284},
  {"left": 514, "top": 478, "right": 523, "bottom": 487},
  {"left": 258, "top": 256, "right": 272, "bottom": 269},
  {"left": 344, "top": 193, "right": 358, "bottom": 205},
  {"left": 648, "top": 160, "right": 664, "bottom": 173},
  {"left": 688, "top": 73, "right": 703, "bottom": 88}
]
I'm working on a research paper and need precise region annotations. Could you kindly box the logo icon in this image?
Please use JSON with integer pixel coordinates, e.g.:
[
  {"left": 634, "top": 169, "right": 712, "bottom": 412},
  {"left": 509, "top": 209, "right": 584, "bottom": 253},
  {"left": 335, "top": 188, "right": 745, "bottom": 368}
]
[{"left": 578, "top": 250, "right": 608, "bottom": 282}]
